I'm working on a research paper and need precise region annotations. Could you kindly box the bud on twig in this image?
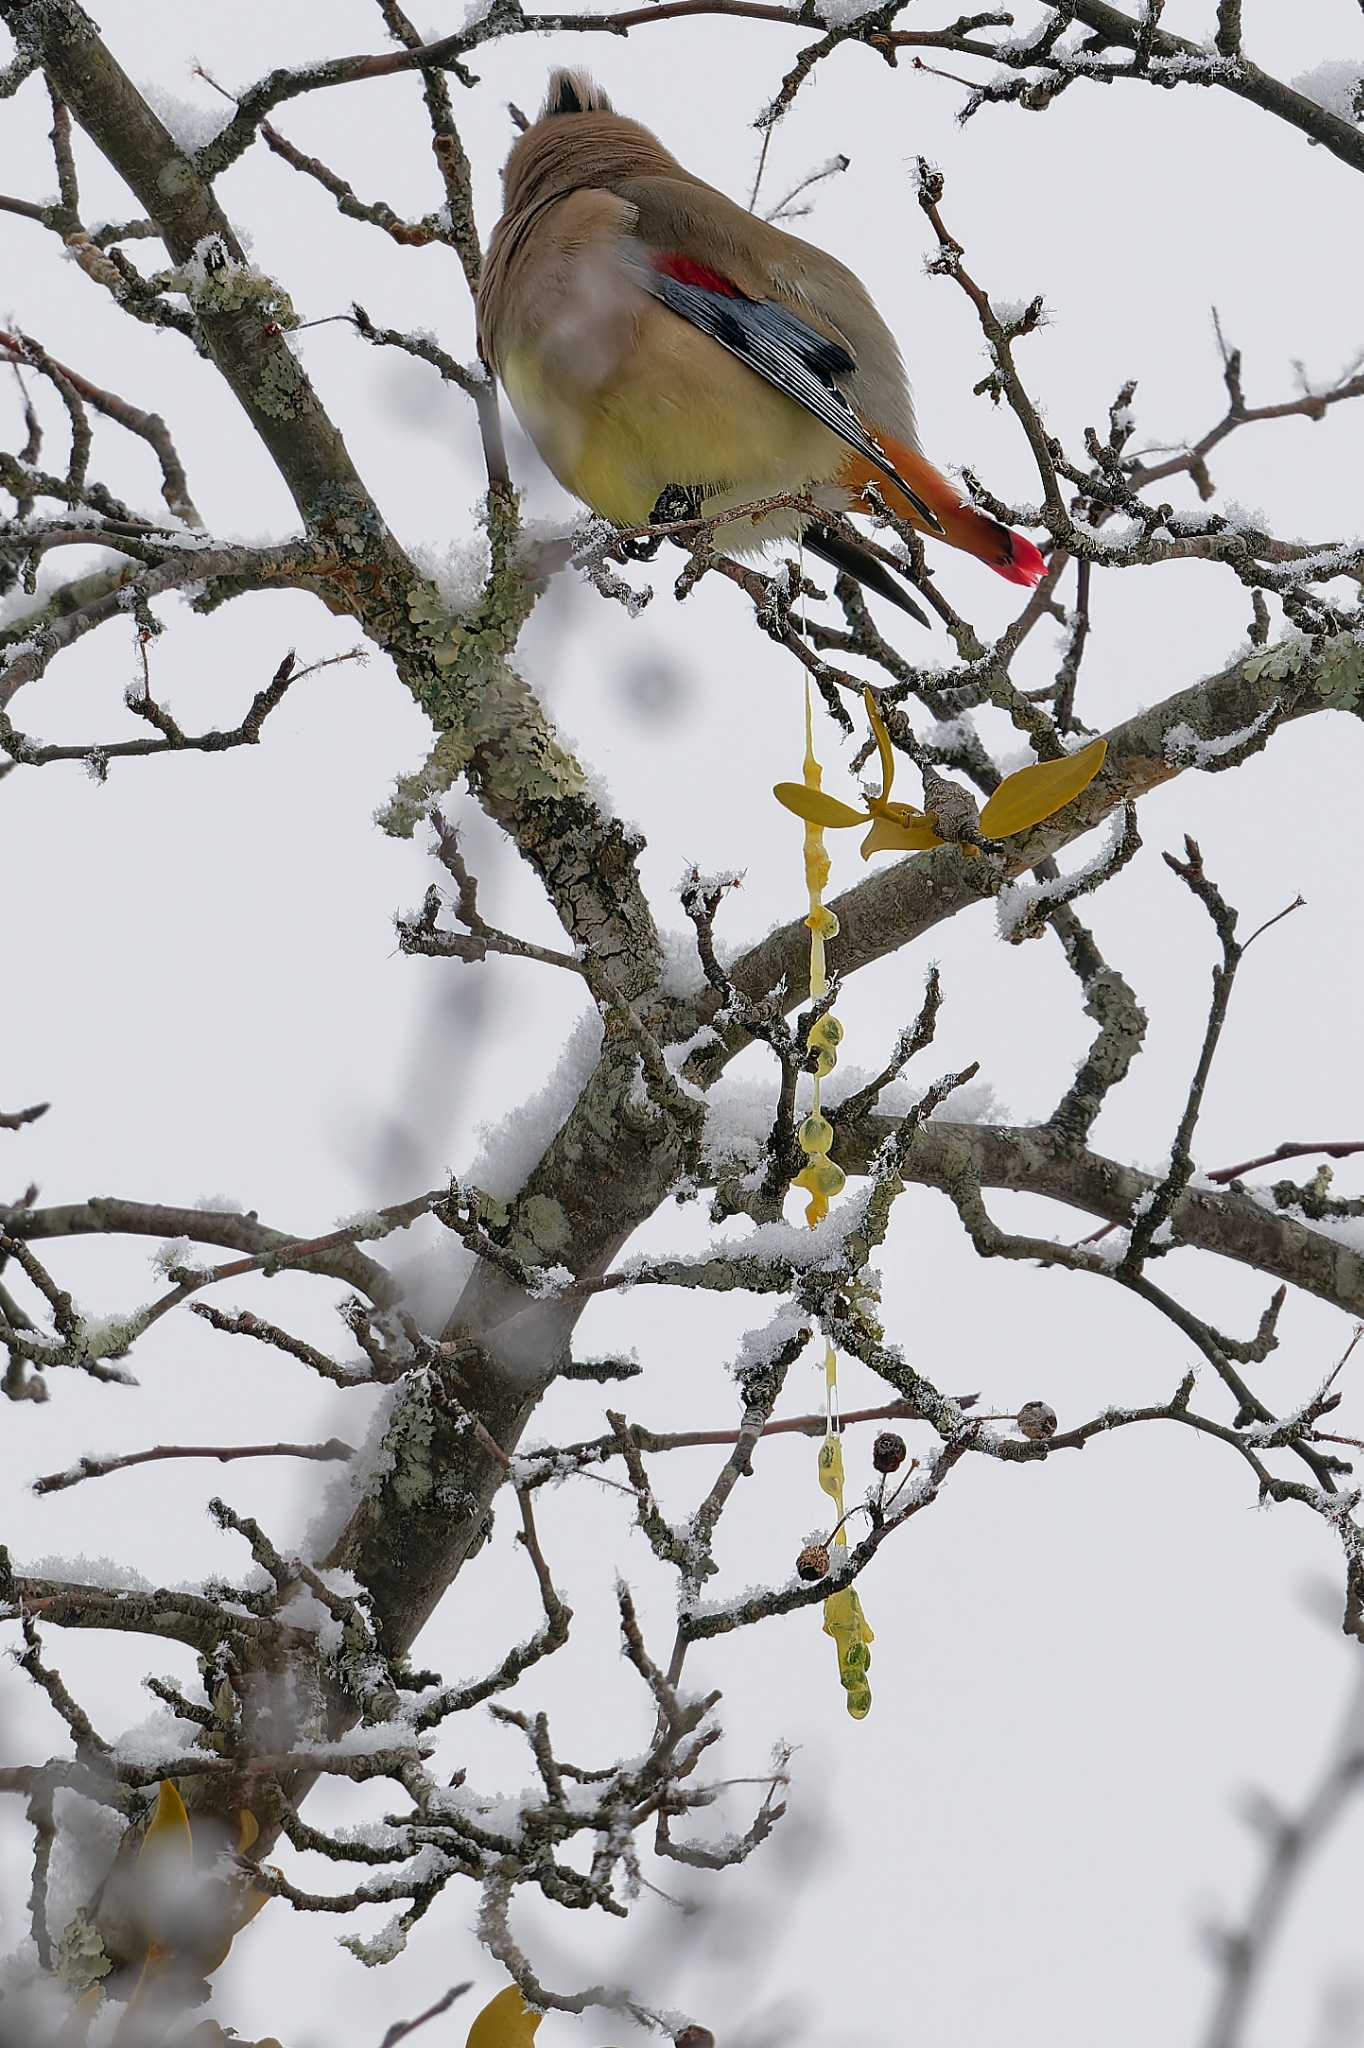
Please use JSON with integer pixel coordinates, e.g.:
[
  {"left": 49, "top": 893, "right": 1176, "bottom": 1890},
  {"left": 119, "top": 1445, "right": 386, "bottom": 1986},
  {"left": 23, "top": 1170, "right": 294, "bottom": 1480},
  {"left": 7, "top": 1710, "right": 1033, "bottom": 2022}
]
[{"left": 1018, "top": 1400, "right": 1058, "bottom": 1440}]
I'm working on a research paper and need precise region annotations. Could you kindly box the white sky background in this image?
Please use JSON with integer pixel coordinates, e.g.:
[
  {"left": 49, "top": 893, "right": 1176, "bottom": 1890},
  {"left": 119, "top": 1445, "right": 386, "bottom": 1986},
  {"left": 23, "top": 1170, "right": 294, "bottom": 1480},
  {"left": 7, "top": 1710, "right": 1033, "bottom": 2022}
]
[{"left": 3, "top": 2, "right": 1364, "bottom": 2043}]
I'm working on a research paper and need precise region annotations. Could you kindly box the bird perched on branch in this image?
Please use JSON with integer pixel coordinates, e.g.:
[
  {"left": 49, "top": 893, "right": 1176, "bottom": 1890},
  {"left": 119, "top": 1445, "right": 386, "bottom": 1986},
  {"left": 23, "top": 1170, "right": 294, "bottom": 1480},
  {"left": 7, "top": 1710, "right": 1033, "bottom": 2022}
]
[{"left": 477, "top": 70, "right": 1046, "bottom": 625}]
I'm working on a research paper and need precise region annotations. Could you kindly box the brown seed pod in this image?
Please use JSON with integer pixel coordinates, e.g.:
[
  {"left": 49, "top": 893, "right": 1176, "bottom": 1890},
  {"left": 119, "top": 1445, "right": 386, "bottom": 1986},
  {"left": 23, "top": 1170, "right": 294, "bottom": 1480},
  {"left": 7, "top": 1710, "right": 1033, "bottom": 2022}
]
[
  {"left": 1018, "top": 1400, "right": 1058, "bottom": 1440},
  {"left": 675, "top": 2029, "right": 716, "bottom": 2048},
  {"left": 872, "top": 1430, "right": 907, "bottom": 1473},
  {"left": 796, "top": 1542, "right": 831, "bottom": 1583}
]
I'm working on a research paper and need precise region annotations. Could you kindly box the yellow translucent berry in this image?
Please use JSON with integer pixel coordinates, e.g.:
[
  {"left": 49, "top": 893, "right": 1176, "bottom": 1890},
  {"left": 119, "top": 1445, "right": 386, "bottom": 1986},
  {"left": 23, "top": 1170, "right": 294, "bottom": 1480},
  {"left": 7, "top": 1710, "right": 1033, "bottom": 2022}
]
[
  {"left": 799, "top": 1114, "right": 835, "bottom": 1156},
  {"left": 845, "top": 1686, "right": 872, "bottom": 1719},
  {"left": 804, "top": 1159, "right": 846, "bottom": 1200},
  {"left": 805, "top": 906, "right": 840, "bottom": 939},
  {"left": 810, "top": 1047, "right": 837, "bottom": 1079},
  {"left": 807, "top": 1014, "right": 844, "bottom": 1051}
]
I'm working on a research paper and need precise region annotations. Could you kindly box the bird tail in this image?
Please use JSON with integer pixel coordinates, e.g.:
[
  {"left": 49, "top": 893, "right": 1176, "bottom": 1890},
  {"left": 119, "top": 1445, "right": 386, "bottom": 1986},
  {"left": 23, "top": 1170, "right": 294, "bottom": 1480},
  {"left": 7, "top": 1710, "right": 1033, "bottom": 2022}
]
[
  {"left": 802, "top": 524, "right": 930, "bottom": 628},
  {"left": 841, "top": 438, "right": 1046, "bottom": 587}
]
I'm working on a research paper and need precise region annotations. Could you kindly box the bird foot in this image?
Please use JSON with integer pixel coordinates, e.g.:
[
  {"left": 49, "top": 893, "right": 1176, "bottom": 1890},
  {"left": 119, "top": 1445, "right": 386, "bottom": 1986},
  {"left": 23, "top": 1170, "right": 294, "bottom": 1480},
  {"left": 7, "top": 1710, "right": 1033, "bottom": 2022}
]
[
  {"left": 614, "top": 485, "right": 706, "bottom": 562},
  {"left": 649, "top": 483, "right": 706, "bottom": 527}
]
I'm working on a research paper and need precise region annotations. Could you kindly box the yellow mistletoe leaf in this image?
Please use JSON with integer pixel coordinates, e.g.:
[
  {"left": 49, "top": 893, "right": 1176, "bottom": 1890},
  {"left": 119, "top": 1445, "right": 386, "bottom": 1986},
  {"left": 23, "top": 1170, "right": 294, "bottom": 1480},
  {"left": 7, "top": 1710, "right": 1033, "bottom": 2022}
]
[
  {"left": 773, "top": 782, "right": 867, "bottom": 829},
  {"left": 139, "top": 1780, "right": 192, "bottom": 1867},
  {"left": 863, "top": 686, "right": 896, "bottom": 803},
  {"left": 466, "top": 1985, "right": 543, "bottom": 2048},
  {"left": 860, "top": 813, "right": 943, "bottom": 858},
  {"left": 198, "top": 1882, "right": 274, "bottom": 1976},
  {"left": 978, "top": 736, "right": 1107, "bottom": 840},
  {"left": 234, "top": 1881, "right": 273, "bottom": 1932}
]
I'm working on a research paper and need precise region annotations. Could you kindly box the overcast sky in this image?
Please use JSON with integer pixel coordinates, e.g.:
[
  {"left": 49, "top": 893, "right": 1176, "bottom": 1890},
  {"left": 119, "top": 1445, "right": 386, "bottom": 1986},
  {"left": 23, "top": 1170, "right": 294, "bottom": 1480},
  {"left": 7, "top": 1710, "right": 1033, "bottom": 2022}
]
[{"left": 4, "top": 3, "right": 1364, "bottom": 2044}]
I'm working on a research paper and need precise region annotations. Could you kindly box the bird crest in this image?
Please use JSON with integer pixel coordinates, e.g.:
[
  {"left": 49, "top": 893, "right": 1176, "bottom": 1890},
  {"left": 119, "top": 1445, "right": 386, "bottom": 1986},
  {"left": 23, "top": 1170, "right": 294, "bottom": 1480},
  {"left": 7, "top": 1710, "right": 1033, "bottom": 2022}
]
[{"left": 541, "top": 69, "right": 614, "bottom": 118}]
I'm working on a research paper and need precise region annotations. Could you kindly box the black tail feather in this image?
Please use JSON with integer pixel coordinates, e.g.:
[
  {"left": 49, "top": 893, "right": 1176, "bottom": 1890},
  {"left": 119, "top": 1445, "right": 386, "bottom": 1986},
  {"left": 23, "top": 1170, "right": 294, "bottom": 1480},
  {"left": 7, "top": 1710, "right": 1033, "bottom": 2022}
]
[{"left": 802, "top": 525, "right": 931, "bottom": 629}]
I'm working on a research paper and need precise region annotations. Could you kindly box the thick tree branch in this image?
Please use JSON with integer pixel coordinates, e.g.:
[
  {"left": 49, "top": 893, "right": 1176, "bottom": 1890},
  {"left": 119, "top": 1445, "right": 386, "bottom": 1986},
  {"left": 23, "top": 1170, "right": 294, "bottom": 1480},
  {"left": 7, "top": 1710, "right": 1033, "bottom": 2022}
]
[{"left": 674, "top": 630, "right": 1362, "bottom": 1067}]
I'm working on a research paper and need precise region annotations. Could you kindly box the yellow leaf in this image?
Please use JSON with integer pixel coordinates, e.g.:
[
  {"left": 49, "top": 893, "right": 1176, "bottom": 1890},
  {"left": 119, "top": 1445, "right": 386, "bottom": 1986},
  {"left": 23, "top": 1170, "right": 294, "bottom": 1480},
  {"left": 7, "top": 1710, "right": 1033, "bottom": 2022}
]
[
  {"left": 466, "top": 1985, "right": 543, "bottom": 2048},
  {"left": 235, "top": 1880, "right": 273, "bottom": 1932},
  {"left": 860, "top": 813, "right": 943, "bottom": 858},
  {"left": 236, "top": 1809, "right": 260, "bottom": 1855},
  {"left": 773, "top": 782, "right": 867, "bottom": 829},
  {"left": 862, "top": 686, "right": 897, "bottom": 803},
  {"left": 978, "top": 736, "right": 1107, "bottom": 839},
  {"left": 198, "top": 1882, "right": 274, "bottom": 1976},
  {"left": 139, "top": 1780, "right": 192, "bottom": 1867}
]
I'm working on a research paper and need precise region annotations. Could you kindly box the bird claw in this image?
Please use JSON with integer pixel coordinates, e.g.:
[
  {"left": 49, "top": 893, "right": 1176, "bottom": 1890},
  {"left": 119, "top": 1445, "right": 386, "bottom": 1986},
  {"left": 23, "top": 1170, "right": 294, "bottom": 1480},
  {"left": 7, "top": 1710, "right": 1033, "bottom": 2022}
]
[
  {"left": 614, "top": 485, "right": 706, "bottom": 562},
  {"left": 615, "top": 531, "right": 664, "bottom": 563}
]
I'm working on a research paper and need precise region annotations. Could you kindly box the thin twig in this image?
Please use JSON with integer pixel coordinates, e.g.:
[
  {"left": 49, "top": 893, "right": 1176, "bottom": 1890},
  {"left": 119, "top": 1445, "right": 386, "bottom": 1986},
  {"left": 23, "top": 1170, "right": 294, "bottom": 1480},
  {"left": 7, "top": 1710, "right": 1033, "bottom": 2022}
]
[
  {"left": 0, "top": 1103, "right": 48, "bottom": 1132},
  {"left": 379, "top": 1986, "right": 473, "bottom": 2048},
  {"left": 32, "top": 1438, "right": 353, "bottom": 1494}
]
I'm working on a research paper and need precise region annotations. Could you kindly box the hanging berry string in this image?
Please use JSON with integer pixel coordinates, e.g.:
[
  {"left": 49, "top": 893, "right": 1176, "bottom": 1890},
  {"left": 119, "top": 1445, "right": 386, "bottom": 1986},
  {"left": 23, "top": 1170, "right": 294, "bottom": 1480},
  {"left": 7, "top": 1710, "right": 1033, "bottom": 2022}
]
[
  {"left": 792, "top": 685, "right": 845, "bottom": 1228},
  {"left": 778, "top": 675, "right": 1110, "bottom": 1718},
  {"left": 788, "top": 683, "right": 874, "bottom": 1720}
]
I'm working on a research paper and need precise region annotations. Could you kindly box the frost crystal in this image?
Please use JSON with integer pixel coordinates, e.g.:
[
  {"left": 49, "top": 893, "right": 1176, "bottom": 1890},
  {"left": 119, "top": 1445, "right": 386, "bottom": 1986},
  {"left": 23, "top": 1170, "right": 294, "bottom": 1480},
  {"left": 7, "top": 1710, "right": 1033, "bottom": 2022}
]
[
  {"left": 1163, "top": 701, "right": 1279, "bottom": 766},
  {"left": 1290, "top": 59, "right": 1364, "bottom": 122}
]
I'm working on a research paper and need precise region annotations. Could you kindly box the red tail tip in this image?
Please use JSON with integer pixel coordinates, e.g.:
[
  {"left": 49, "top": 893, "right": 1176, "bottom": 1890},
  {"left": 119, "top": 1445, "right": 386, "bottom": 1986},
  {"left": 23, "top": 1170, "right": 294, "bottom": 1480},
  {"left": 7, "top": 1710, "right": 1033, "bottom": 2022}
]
[{"left": 996, "top": 531, "right": 1047, "bottom": 587}]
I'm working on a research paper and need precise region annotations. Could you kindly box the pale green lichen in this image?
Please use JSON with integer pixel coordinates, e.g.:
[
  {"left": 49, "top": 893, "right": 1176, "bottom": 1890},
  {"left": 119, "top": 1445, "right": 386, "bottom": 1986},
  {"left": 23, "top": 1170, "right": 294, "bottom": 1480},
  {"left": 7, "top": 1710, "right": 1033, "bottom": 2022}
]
[
  {"left": 376, "top": 727, "right": 476, "bottom": 839},
  {"left": 167, "top": 236, "right": 300, "bottom": 328},
  {"left": 1313, "top": 632, "right": 1364, "bottom": 712},
  {"left": 1244, "top": 636, "right": 1307, "bottom": 684},
  {"left": 377, "top": 535, "right": 590, "bottom": 833},
  {"left": 307, "top": 481, "right": 388, "bottom": 557},
  {"left": 341, "top": 1913, "right": 409, "bottom": 1966},
  {"left": 370, "top": 1372, "right": 438, "bottom": 1511},
  {"left": 75, "top": 1310, "right": 144, "bottom": 1361},
  {"left": 405, "top": 578, "right": 467, "bottom": 671},
  {"left": 511, "top": 1194, "right": 572, "bottom": 1258},
  {"left": 1242, "top": 629, "right": 1364, "bottom": 712},
  {"left": 378, "top": 646, "right": 589, "bottom": 836},
  {"left": 254, "top": 348, "right": 310, "bottom": 421},
  {"left": 53, "top": 1909, "right": 114, "bottom": 1997},
  {"left": 472, "top": 1190, "right": 511, "bottom": 1233},
  {"left": 405, "top": 580, "right": 451, "bottom": 632}
]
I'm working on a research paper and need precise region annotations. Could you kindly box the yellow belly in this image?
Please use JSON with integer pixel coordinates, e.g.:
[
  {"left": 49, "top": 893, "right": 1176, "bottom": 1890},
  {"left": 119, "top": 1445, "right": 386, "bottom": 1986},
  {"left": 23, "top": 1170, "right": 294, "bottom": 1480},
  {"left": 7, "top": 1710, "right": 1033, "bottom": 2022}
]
[{"left": 502, "top": 326, "right": 844, "bottom": 528}]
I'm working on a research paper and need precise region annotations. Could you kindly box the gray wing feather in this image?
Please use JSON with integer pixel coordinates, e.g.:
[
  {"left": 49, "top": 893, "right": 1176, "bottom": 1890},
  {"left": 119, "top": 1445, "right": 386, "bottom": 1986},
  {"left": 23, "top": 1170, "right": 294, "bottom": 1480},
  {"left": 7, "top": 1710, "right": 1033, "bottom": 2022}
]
[{"left": 637, "top": 266, "right": 943, "bottom": 533}]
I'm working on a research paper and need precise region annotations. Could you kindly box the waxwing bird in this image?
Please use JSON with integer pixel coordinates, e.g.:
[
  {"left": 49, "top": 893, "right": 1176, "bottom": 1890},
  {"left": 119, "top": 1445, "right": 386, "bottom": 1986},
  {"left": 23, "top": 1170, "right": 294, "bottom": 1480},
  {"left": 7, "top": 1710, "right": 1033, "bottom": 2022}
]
[{"left": 477, "top": 70, "right": 1046, "bottom": 622}]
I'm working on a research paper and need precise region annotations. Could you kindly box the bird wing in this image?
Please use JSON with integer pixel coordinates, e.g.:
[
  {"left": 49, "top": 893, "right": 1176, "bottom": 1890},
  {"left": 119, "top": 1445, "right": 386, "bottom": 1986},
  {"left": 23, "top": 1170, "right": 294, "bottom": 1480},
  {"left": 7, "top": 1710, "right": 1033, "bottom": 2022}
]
[{"left": 623, "top": 238, "right": 943, "bottom": 533}]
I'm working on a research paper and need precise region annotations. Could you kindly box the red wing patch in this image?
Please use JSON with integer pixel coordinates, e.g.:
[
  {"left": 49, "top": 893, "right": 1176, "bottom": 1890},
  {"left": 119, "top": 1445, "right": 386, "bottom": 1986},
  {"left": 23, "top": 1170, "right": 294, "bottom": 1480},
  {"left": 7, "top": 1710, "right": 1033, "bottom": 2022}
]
[{"left": 650, "top": 252, "right": 743, "bottom": 298}]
